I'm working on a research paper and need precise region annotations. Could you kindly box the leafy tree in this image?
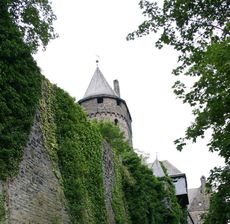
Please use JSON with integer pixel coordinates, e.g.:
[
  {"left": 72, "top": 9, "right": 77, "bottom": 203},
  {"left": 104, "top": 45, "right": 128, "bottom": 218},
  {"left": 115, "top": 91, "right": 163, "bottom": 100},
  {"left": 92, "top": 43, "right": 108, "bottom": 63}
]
[
  {"left": 0, "top": 0, "right": 57, "bottom": 52},
  {"left": 0, "top": 0, "right": 56, "bottom": 178},
  {"left": 122, "top": 150, "right": 186, "bottom": 224},
  {"left": 95, "top": 121, "right": 131, "bottom": 153},
  {"left": 0, "top": 7, "right": 42, "bottom": 179},
  {"left": 127, "top": 0, "right": 230, "bottom": 223},
  {"left": 96, "top": 121, "right": 187, "bottom": 224},
  {"left": 204, "top": 166, "right": 230, "bottom": 223}
]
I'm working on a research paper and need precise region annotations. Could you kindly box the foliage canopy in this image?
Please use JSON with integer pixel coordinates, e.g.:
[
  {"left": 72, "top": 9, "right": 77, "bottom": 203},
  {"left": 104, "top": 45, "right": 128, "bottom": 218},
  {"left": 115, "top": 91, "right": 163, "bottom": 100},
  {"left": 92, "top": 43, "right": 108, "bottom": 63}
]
[
  {"left": 128, "top": 0, "right": 230, "bottom": 157},
  {"left": 0, "top": 11, "right": 42, "bottom": 179},
  {"left": 0, "top": 0, "right": 57, "bottom": 52}
]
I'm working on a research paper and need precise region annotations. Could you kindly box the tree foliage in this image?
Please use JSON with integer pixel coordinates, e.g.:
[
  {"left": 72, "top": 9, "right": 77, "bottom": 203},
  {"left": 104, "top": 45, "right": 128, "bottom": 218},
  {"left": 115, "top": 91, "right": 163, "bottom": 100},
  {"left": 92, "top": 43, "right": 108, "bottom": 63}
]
[
  {"left": 122, "top": 150, "right": 187, "bottom": 224},
  {"left": 97, "top": 121, "right": 187, "bottom": 224},
  {"left": 204, "top": 166, "right": 230, "bottom": 223},
  {"left": 0, "top": 10, "right": 42, "bottom": 179},
  {"left": 0, "top": 0, "right": 56, "bottom": 176},
  {"left": 0, "top": 0, "right": 57, "bottom": 52},
  {"left": 53, "top": 87, "right": 108, "bottom": 223},
  {"left": 127, "top": 0, "right": 230, "bottom": 154},
  {"left": 127, "top": 0, "right": 230, "bottom": 222}
]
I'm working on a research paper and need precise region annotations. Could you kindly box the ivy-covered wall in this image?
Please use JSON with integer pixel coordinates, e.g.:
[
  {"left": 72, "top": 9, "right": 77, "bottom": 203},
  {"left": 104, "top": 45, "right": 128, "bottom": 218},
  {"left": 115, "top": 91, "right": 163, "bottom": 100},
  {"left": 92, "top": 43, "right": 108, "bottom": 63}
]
[
  {"left": 1, "top": 13, "right": 187, "bottom": 222},
  {"left": 0, "top": 73, "right": 188, "bottom": 223},
  {"left": 6, "top": 93, "right": 70, "bottom": 224},
  {"left": 0, "top": 190, "right": 5, "bottom": 223},
  {"left": 0, "top": 69, "right": 187, "bottom": 224},
  {"left": 54, "top": 86, "right": 108, "bottom": 224}
]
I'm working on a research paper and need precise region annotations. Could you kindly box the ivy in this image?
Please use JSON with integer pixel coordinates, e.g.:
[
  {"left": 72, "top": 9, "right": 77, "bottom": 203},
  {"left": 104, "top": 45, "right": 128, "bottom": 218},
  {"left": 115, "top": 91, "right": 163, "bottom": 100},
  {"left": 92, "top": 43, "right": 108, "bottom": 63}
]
[
  {"left": 39, "top": 79, "right": 61, "bottom": 182},
  {"left": 53, "top": 87, "right": 108, "bottom": 223},
  {"left": 97, "top": 121, "right": 187, "bottom": 224},
  {"left": 111, "top": 153, "right": 131, "bottom": 224},
  {"left": 122, "top": 151, "right": 186, "bottom": 224},
  {"left": 95, "top": 121, "right": 131, "bottom": 223},
  {"left": 0, "top": 30, "right": 108, "bottom": 220},
  {"left": 0, "top": 10, "right": 42, "bottom": 179}
]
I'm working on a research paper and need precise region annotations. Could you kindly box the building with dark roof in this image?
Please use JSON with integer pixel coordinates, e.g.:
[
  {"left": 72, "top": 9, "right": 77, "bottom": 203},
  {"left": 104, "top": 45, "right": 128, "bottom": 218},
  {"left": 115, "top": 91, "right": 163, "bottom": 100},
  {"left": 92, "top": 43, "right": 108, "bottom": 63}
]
[
  {"left": 150, "top": 158, "right": 189, "bottom": 208},
  {"left": 150, "top": 159, "right": 210, "bottom": 223}
]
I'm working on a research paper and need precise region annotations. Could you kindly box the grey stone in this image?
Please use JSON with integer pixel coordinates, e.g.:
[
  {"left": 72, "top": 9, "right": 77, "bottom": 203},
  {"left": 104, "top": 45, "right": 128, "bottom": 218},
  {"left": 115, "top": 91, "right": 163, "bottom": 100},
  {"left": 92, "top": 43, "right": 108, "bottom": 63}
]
[
  {"left": 4, "top": 110, "right": 70, "bottom": 224},
  {"left": 103, "top": 141, "right": 115, "bottom": 224},
  {"left": 188, "top": 177, "right": 210, "bottom": 224}
]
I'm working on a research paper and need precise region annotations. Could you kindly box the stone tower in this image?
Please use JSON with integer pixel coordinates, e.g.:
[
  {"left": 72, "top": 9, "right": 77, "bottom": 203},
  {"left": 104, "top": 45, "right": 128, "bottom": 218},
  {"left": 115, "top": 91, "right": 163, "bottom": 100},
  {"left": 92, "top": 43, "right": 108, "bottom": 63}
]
[{"left": 78, "top": 66, "right": 132, "bottom": 145}]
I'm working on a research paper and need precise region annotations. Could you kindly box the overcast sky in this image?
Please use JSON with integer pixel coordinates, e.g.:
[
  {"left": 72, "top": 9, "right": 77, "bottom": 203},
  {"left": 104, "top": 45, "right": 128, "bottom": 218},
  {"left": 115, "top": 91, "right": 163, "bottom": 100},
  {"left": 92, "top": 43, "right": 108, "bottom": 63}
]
[{"left": 34, "top": 0, "right": 224, "bottom": 188}]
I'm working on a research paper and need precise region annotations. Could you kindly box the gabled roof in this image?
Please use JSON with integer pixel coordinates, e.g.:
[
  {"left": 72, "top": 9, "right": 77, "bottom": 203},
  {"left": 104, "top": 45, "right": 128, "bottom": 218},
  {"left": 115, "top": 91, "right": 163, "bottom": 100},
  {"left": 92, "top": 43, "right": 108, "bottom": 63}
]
[
  {"left": 151, "top": 158, "right": 165, "bottom": 177},
  {"left": 161, "top": 160, "right": 182, "bottom": 176},
  {"left": 150, "top": 159, "right": 183, "bottom": 177},
  {"left": 83, "top": 67, "right": 117, "bottom": 98},
  {"left": 150, "top": 159, "right": 188, "bottom": 205}
]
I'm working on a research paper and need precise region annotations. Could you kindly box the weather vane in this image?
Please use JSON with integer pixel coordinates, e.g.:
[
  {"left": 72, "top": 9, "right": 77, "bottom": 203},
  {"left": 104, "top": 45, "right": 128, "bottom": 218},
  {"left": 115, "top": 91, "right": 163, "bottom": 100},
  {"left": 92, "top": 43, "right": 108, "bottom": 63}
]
[{"left": 96, "top": 55, "right": 100, "bottom": 67}]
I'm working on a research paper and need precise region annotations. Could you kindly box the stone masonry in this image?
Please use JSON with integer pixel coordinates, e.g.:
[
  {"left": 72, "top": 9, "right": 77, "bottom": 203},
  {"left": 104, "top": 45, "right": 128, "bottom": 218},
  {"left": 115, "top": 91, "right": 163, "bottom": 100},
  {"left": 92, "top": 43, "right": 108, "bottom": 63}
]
[
  {"left": 78, "top": 67, "right": 133, "bottom": 146},
  {"left": 80, "top": 97, "right": 132, "bottom": 145},
  {"left": 3, "top": 111, "right": 70, "bottom": 224},
  {"left": 103, "top": 141, "right": 116, "bottom": 224},
  {"left": 188, "top": 176, "right": 210, "bottom": 224}
]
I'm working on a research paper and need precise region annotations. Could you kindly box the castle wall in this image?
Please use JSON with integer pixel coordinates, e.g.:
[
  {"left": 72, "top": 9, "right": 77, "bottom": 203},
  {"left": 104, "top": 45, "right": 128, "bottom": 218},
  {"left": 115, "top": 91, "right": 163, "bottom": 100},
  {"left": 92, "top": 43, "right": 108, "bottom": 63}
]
[
  {"left": 103, "top": 141, "right": 115, "bottom": 224},
  {"left": 0, "top": 180, "right": 6, "bottom": 223},
  {"left": 80, "top": 97, "right": 132, "bottom": 145},
  {"left": 1, "top": 103, "right": 123, "bottom": 224},
  {"left": 4, "top": 111, "right": 70, "bottom": 224}
]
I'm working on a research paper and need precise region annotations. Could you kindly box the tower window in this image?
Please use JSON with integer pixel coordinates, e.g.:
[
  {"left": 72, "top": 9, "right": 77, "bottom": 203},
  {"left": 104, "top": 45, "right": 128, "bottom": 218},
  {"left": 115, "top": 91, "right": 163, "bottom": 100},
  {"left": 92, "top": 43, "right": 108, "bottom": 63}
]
[
  {"left": 114, "top": 119, "right": 118, "bottom": 125},
  {"left": 97, "top": 97, "right": 103, "bottom": 104},
  {"left": 116, "top": 99, "right": 121, "bottom": 106}
]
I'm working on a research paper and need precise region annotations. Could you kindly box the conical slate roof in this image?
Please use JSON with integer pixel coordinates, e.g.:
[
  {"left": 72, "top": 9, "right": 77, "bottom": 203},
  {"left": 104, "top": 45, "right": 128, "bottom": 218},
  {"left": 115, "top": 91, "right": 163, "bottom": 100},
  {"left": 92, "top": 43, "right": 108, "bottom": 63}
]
[{"left": 83, "top": 67, "right": 117, "bottom": 98}]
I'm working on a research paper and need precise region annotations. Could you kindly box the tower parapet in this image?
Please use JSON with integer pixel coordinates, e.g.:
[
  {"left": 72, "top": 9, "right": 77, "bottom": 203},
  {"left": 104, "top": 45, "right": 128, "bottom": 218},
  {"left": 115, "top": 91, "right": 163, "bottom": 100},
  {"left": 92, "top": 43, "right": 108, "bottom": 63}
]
[{"left": 78, "top": 67, "right": 132, "bottom": 145}]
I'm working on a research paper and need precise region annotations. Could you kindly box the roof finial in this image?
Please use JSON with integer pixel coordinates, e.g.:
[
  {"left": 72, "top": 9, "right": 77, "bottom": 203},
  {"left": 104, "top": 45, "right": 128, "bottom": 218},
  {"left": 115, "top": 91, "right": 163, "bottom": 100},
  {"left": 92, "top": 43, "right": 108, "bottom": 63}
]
[
  {"left": 155, "top": 152, "right": 158, "bottom": 160},
  {"left": 96, "top": 55, "right": 100, "bottom": 67}
]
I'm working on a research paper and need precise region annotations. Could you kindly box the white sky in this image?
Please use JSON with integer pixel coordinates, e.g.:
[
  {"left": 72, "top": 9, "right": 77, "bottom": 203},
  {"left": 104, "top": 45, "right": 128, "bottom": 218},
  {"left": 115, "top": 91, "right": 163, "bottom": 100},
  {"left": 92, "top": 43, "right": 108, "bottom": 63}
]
[{"left": 34, "top": 0, "right": 224, "bottom": 188}]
